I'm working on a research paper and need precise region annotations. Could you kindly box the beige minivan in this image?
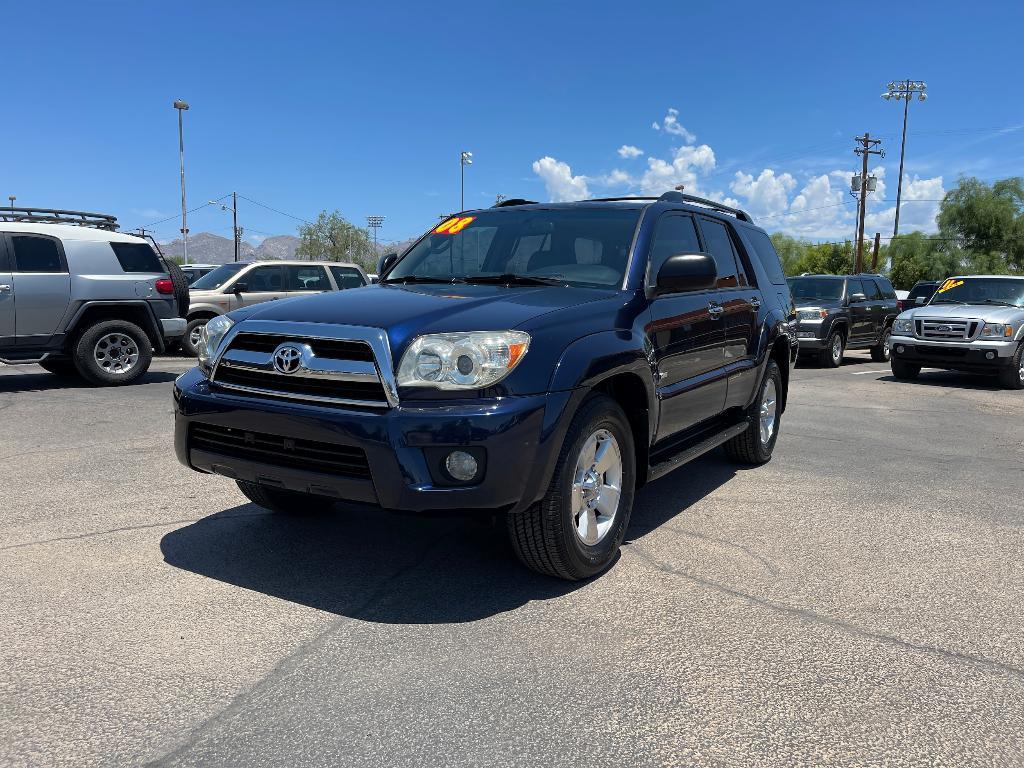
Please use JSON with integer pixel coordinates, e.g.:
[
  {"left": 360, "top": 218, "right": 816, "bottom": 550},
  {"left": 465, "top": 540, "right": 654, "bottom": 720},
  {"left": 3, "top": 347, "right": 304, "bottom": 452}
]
[{"left": 181, "top": 260, "right": 367, "bottom": 355}]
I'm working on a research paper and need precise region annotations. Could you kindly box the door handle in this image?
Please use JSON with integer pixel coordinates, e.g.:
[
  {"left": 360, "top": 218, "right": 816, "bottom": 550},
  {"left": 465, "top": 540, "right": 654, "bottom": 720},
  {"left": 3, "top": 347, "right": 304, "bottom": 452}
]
[
  {"left": 0, "top": 284, "right": 11, "bottom": 293},
  {"left": 708, "top": 303, "right": 724, "bottom": 317},
  {"left": 749, "top": 297, "right": 761, "bottom": 309}
]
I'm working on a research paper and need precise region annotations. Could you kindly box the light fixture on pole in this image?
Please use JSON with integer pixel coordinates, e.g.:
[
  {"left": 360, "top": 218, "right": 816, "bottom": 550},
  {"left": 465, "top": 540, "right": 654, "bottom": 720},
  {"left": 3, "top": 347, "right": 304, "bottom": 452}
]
[
  {"left": 881, "top": 79, "right": 927, "bottom": 238},
  {"left": 460, "top": 151, "right": 473, "bottom": 211},
  {"left": 7, "top": 195, "right": 14, "bottom": 210},
  {"left": 173, "top": 99, "right": 190, "bottom": 262},
  {"left": 366, "top": 215, "right": 385, "bottom": 251},
  {"left": 209, "top": 192, "right": 241, "bottom": 262}
]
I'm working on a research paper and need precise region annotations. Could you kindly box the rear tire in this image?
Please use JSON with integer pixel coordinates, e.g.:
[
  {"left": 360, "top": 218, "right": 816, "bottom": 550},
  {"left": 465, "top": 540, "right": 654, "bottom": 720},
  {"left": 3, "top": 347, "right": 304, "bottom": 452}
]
[
  {"left": 38, "top": 359, "right": 79, "bottom": 378},
  {"left": 871, "top": 326, "right": 892, "bottom": 362},
  {"left": 236, "top": 480, "right": 337, "bottom": 514},
  {"left": 997, "top": 344, "right": 1024, "bottom": 390},
  {"left": 725, "top": 360, "right": 783, "bottom": 465},
  {"left": 181, "top": 318, "right": 208, "bottom": 357},
  {"left": 890, "top": 358, "right": 921, "bottom": 380},
  {"left": 72, "top": 320, "right": 152, "bottom": 386},
  {"left": 506, "top": 394, "right": 635, "bottom": 581},
  {"left": 820, "top": 330, "right": 844, "bottom": 368}
]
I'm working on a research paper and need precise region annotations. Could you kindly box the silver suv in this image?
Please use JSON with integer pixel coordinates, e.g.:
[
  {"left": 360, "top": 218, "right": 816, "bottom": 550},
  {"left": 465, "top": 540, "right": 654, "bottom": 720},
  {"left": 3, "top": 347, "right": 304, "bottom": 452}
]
[
  {"left": 890, "top": 275, "right": 1024, "bottom": 389},
  {"left": 0, "top": 211, "right": 187, "bottom": 385},
  {"left": 181, "top": 260, "right": 367, "bottom": 355}
]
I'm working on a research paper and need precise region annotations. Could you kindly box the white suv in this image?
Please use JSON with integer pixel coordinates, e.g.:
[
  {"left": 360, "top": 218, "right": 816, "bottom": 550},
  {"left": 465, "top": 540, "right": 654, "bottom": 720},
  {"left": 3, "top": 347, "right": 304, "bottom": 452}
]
[{"left": 181, "top": 260, "right": 368, "bottom": 355}]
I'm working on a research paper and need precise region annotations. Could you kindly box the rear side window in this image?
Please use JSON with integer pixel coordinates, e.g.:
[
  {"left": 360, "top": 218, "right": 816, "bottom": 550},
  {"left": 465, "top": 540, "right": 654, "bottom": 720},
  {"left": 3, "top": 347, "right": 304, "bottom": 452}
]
[
  {"left": 285, "top": 265, "right": 329, "bottom": 291},
  {"left": 874, "top": 276, "right": 897, "bottom": 299},
  {"left": 908, "top": 283, "right": 936, "bottom": 301},
  {"left": 111, "top": 242, "right": 163, "bottom": 273},
  {"left": 648, "top": 214, "right": 701, "bottom": 281},
  {"left": 847, "top": 279, "right": 866, "bottom": 299},
  {"left": 698, "top": 218, "right": 740, "bottom": 289},
  {"left": 744, "top": 229, "right": 787, "bottom": 286},
  {"left": 10, "top": 235, "right": 64, "bottom": 272},
  {"left": 329, "top": 265, "right": 366, "bottom": 289}
]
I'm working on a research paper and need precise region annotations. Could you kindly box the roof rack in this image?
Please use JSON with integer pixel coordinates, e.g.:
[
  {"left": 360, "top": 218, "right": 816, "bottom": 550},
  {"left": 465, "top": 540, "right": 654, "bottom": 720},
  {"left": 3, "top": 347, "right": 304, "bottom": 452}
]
[
  {"left": 0, "top": 207, "right": 120, "bottom": 231},
  {"left": 492, "top": 198, "right": 539, "bottom": 208},
  {"left": 583, "top": 192, "right": 753, "bottom": 222}
]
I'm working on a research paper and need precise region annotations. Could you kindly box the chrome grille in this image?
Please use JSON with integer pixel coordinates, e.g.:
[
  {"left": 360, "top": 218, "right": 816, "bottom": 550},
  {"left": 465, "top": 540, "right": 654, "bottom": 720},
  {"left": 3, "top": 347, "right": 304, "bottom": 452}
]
[
  {"left": 210, "top": 323, "right": 395, "bottom": 409},
  {"left": 915, "top": 319, "right": 976, "bottom": 341}
]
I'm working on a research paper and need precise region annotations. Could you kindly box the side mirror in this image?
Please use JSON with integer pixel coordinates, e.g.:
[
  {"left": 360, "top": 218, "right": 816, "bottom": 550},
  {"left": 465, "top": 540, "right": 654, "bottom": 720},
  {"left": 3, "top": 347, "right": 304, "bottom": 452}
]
[
  {"left": 232, "top": 281, "right": 248, "bottom": 294},
  {"left": 653, "top": 253, "right": 717, "bottom": 296},
  {"left": 378, "top": 252, "right": 398, "bottom": 276},
  {"left": 849, "top": 292, "right": 867, "bottom": 303}
]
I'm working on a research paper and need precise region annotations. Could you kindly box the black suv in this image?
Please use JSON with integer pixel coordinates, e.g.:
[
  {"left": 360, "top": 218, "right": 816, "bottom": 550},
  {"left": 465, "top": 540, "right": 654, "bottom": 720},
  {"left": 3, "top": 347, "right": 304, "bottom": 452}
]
[
  {"left": 787, "top": 273, "right": 899, "bottom": 366},
  {"left": 174, "top": 192, "right": 798, "bottom": 581}
]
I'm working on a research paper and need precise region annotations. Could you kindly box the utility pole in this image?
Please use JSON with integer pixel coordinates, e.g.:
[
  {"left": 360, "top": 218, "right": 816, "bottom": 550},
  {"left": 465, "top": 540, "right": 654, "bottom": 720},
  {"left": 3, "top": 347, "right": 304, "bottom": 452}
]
[
  {"left": 460, "top": 151, "right": 473, "bottom": 211},
  {"left": 882, "top": 80, "right": 927, "bottom": 238},
  {"left": 871, "top": 232, "right": 881, "bottom": 272},
  {"left": 7, "top": 195, "right": 14, "bottom": 210},
  {"left": 232, "top": 191, "right": 239, "bottom": 263},
  {"left": 853, "top": 133, "right": 884, "bottom": 274}
]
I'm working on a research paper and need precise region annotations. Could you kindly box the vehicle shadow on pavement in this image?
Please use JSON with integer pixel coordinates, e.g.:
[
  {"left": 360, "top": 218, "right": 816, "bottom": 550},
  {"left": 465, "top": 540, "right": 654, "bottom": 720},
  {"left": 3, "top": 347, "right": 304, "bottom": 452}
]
[
  {"left": 160, "top": 503, "right": 582, "bottom": 624},
  {"left": 0, "top": 370, "right": 179, "bottom": 393},
  {"left": 877, "top": 371, "right": 1005, "bottom": 390}
]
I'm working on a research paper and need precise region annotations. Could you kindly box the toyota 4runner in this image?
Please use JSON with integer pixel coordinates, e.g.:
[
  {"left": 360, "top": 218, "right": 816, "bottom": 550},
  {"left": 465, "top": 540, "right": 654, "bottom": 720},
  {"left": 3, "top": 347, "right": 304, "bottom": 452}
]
[
  {"left": 0, "top": 209, "right": 188, "bottom": 385},
  {"left": 890, "top": 275, "right": 1024, "bottom": 389},
  {"left": 173, "top": 192, "right": 798, "bottom": 580}
]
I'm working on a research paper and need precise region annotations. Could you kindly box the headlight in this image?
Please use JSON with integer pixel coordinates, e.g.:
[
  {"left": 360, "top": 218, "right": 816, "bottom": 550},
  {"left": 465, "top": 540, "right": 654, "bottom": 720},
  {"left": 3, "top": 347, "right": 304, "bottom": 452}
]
[
  {"left": 797, "top": 309, "right": 828, "bottom": 321},
  {"left": 197, "top": 315, "right": 235, "bottom": 373},
  {"left": 980, "top": 322, "right": 1014, "bottom": 338},
  {"left": 397, "top": 331, "right": 530, "bottom": 389},
  {"left": 893, "top": 317, "right": 914, "bottom": 334}
]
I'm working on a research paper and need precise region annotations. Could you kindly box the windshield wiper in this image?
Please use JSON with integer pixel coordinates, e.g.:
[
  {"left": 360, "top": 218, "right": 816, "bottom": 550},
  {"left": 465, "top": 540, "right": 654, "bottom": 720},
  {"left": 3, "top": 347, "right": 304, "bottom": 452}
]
[
  {"left": 977, "top": 299, "right": 1021, "bottom": 307},
  {"left": 380, "top": 275, "right": 455, "bottom": 285},
  {"left": 930, "top": 298, "right": 968, "bottom": 304},
  {"left": 461, "top": 273, "right": 568, "bottom": 286}
]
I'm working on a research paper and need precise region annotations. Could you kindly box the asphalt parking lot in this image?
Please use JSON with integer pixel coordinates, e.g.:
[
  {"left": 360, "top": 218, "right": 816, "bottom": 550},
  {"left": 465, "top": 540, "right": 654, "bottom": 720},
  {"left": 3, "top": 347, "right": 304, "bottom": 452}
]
[{"left": 2, "top": 353, "right": 1022, "bottom": 767}]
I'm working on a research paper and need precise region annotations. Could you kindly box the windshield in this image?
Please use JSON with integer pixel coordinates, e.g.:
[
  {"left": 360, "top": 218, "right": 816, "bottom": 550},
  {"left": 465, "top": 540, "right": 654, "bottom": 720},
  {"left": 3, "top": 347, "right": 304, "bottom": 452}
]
[
  {"left": 787, "top": 277, "right": 845, "bottom": 302},
  {"left": 190, "top": 262, "right": 248, "bottom": 291},
  {"left": 929, "top": 277, "right": 1024, "bottom": 306},
  {"left": 385, "top": 208, "right": 641, "bottom": 288}
]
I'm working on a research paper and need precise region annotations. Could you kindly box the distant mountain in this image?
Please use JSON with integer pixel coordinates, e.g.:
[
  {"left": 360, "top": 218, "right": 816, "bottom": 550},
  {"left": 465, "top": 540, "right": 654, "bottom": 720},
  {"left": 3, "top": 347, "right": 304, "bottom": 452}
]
[{"left": 158, "top": 231, "right": 412, "bottom": 266}]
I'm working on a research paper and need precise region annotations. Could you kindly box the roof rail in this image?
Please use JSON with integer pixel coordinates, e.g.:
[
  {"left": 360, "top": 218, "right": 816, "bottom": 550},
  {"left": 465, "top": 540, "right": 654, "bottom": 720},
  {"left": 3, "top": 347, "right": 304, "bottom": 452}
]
[
  {"left": 656, "top": 191, "right": 753, "bottom": 222},
  {"left": 0, "top": 207, "right": 120, "bottom": 231},
  {"left": 492, "top": 198, "right": 539, "bottom": 208}
]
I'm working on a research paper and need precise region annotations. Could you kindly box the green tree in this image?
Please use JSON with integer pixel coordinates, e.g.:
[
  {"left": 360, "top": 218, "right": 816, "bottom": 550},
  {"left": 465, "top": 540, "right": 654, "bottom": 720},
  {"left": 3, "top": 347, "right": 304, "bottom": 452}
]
[
  {"left": 887, "top": 231, "right": 962, "bottom": 289},
  {"left": 296, "top": 210, "right": 378, "bottom": 271},
  {"left": 937, "top": 177, "right": 1024, "bottom": 270},
  {"left": 770, "top": 232, "right": 808, "bottom": 276}
]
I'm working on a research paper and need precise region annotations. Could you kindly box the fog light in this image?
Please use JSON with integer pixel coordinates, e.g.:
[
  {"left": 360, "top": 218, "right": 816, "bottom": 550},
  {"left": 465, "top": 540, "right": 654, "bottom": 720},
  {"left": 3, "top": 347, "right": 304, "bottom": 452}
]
[
  {"left": 445, "top": 450, "right": 479, "bottom": 482},
  {"left": 986, "top": 351, "right": 996, "bottom": 360},
  {"left": 896, "top": 345, "right": 905, "bottom": 354}
]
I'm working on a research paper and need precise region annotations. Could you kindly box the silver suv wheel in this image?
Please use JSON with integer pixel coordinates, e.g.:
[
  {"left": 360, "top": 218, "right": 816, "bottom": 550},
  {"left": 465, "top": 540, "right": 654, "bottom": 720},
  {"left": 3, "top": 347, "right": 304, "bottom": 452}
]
[
  {"left": 94, "top": 333, "right": 140, "bottom": 375},
  {"left": 571, "top": 428, "right": 622, "bottom": 546},
  {"left": 760, "top": 378, "right": 778, "bottom": 445},
  {"left": 831, "top": 334, "right": 843, "bottom": 365}
]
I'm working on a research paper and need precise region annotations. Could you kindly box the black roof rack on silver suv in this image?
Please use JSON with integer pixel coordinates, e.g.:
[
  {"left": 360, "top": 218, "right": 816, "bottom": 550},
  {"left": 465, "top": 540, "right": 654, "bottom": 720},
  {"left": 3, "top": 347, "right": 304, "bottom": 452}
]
[
  {"left": 0, "top": 207, "right": 120, "bottom": 231},
  {"left": 584, "top": 191, "right": 753, "bottom": 223}
]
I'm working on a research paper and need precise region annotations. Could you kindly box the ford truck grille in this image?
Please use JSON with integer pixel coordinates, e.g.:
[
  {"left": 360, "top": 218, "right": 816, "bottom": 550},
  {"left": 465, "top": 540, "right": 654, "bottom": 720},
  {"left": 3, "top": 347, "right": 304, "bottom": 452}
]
[
  {"left": 190, "top": 423, "right": 371, "bottom": 478},
  {"left": 211, "top": 331, "right": 390, "bottom": 408},
  {"left": 915, "top": 319, "right": 977, "bottom": 341}
]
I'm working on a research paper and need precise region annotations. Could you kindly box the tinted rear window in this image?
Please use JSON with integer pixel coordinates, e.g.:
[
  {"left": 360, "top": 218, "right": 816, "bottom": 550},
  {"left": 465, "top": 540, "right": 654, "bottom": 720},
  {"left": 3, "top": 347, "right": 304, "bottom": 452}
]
[
  {"left": 907, "top": 283, "right": 937, "bottom": 301},
  {"left": 330, "top": 265, "right": 366, "bottom": 289},
  {"left": 744, "top": 229, "right": 787, "bottom": 286},
  {"left": 873, "top": 276, "right": 897, "bottom": 299},
  {"left": 11, "top": 235, "right": 64, "bottom": 272},
  {"left": 111, "top": 242, "right": 164, "bottom": 273}
]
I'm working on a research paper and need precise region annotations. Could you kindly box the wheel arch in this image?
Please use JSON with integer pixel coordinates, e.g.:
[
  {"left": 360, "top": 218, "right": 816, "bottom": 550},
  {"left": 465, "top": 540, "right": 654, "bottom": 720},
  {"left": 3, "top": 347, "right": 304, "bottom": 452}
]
[{"left": 65, "top": 301, "right": 163, "bottom": 353}]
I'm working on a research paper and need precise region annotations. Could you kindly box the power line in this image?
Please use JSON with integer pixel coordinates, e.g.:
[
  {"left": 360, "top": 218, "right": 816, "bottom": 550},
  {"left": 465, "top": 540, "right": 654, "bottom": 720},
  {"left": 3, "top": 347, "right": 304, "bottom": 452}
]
[{"left": 236, "top": 195, "right": 312, "bottom": 224}]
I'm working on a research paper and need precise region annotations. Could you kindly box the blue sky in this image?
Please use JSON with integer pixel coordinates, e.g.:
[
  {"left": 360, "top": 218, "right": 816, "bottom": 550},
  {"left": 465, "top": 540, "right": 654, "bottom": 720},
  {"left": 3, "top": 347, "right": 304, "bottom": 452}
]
[{"left": 4, "top": 1, "right": 1023, "bottom": 247}]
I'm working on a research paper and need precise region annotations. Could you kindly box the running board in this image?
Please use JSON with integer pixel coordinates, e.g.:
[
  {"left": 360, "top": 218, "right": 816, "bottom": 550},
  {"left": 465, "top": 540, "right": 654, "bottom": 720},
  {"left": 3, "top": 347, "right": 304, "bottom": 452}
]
[
  {"left": 0, "top": 353, "right": 52, "bottom": 365},
  {"left": 647, "top": 421, "right": 748, "bottom": 482}
]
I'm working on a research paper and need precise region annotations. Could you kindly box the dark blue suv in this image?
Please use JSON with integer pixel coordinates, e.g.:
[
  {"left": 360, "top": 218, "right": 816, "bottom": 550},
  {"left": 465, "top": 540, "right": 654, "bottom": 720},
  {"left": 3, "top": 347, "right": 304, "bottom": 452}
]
[{"left": 173, "top": 192, "right": 797, "bottom": 580}]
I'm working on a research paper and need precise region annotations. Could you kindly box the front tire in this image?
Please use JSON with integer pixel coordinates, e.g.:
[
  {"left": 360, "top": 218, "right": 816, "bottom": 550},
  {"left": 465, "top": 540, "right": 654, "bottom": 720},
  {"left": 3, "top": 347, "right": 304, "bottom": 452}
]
[
  {"left": 72, "top": 320, "right": 153, "bottom": 386},
  {"left": 820, "top": 330, "right": 845, "bottom": 368},
  {"left": 236, "top": 480, "right": 337, "bottom": 514},
  {"left": 997, "top": 344, "right": 1024, "bottom": 390},
  {"left": 507, "top": 394, "right": 635, "bottom": 581},
  {"left": 725, "top": 360, "right": 783, "bottom": 465},
  {"left": 871, "top": 326, "right": 892, "bottom": 362},
  {"left": 890, "top": 358, "right": 921, "bottom": 380},
  {"left": 181, "top": 318, "right": 208, "bottom": 357}
]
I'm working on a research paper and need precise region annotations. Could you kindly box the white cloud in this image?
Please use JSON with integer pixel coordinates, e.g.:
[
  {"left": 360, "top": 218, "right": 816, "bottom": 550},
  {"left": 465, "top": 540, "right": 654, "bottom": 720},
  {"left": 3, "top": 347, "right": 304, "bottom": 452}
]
[
  {"left": 599, "top": 169, "right": 634, "bottom": 186},
  {"left": 531, "top": 156, "right": 590, "bottom": 202},
  {"left": 617, "top": 145, "right": 644, "bottom": 159},
  {"left": 651, "top": 108, "right": 696, "bottom": 144},
  {"left": 865, "top": 175, "right": 945, "bottom": 234},
  {"left": 638, "top": 144, "right": 717, "bottom": 196},
  {"left": 132, "top": 207, "right": 169, "bottom": 220},
  {"left": 729, "top": 169, "right": 795, "bottom": 218}
]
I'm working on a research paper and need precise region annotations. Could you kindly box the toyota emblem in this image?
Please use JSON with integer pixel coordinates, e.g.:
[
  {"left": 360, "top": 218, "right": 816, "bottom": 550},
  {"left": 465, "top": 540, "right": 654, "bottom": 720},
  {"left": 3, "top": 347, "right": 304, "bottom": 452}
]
[{"left": 272, "top": 344, "right": 303, "bottom": 374}]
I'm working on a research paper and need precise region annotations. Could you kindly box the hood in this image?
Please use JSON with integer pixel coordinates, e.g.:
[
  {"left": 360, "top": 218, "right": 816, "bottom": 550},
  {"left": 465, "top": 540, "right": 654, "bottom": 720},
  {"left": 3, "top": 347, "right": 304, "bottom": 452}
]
[
  {"left": 902, "top": 303, "right": 1023, "bottom": 323},
  {"left": 234, "top": 283, "right": 621, "bottom": 351}
]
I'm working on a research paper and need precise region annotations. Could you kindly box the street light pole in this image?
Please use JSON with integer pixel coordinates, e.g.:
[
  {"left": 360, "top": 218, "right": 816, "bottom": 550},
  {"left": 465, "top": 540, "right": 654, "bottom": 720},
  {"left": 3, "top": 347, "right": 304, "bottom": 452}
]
[
  {"left": 366, "top": 215, "right": 384, "bottom": 252},
  {"left": 460, "top": 151, "right": 473, "bottom": 211},
  {"left": 7, "top": 195, "right": 14, "bottom": 210},
  {"left": 173, "top": 99, "right": 190, "bottom": 262},
  {"left": 882, "top": 80, "right": 927, "bottom": 238}
]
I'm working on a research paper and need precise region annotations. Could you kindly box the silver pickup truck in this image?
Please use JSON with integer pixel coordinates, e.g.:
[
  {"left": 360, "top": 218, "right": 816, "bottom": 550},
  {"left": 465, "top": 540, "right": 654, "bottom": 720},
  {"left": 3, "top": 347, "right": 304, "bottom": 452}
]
[{"left": 889, "top": 275, "right": 1024, "bottom": 389}]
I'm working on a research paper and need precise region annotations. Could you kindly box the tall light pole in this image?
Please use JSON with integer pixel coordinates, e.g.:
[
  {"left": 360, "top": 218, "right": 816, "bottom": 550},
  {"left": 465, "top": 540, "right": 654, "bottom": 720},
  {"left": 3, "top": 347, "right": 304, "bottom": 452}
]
[
  {"left": 460, "top": 151, "right": 473, "bottom": 211},
  {"left": 882, "top": 80, "right": 927, "bottom": 238},
  {"left": 209, "top": 192, "right": 241, "bottom": 261},
  {"left": 173, "top": 99, "right": 190, "bottom": 262},
  {"left": 366, "top": 215, "right": 384, "bottom": 251},
  {"left": 7, "top": 195, "right": 14, "bottom": 210}
]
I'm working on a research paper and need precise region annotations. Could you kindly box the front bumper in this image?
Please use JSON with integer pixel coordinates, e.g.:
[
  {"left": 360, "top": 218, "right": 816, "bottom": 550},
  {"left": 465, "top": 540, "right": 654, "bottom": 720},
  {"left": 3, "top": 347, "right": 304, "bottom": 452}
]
[
  {"left": 173, "top": 367, "right": 577, "bottom": 513},
  {"left": 161, "top": 318, "right": 187, "bottom": 339},
  {"left": 890, "top": 335, "right": 1018, "bottom": 370}
]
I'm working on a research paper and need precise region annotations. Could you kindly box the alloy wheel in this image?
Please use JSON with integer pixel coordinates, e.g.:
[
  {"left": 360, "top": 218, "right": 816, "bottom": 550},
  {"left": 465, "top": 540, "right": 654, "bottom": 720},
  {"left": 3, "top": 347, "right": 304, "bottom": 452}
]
[
  {"left": 571, "top": 429, "right": 623, "bottom": 546},
  {"left": 94, "top": 333, "right": 140, "bottom": 375}
]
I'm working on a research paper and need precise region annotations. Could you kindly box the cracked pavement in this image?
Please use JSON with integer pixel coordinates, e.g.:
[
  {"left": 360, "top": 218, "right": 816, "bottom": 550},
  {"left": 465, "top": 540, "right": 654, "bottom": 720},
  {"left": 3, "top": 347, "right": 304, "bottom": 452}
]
[{"left": 1, "top": 354, "right": 1022, "bottom": 766}]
